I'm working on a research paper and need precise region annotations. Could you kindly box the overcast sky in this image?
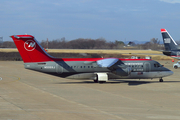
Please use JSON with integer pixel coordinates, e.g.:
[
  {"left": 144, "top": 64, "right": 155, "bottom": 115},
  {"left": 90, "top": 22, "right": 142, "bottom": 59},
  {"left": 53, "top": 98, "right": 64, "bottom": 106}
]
[{"left": 1, "top": 0, "right": 180, "bottom": 42}]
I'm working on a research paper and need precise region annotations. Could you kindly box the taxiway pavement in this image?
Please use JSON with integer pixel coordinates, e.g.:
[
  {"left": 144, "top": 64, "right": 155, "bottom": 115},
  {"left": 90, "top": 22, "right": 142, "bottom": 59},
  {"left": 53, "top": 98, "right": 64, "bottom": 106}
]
[{"left": 0, "top": 61, "right": 180, "bottom": 120}]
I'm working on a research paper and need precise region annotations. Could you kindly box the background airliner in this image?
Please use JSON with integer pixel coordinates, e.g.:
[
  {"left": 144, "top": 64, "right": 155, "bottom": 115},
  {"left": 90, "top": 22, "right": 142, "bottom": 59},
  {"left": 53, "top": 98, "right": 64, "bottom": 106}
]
[
  {"left": 161, "top": 29, "right": 180, "bottom": 60},
  {"left": 11, "top": 35, "right": 173, "bottom": 83}
]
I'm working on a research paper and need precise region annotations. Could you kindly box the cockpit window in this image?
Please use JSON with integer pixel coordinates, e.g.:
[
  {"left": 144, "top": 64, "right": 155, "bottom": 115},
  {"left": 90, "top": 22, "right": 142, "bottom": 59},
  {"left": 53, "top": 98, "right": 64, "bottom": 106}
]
[{"left": 154, "top": 63, "right": 161, "bottom": 67}]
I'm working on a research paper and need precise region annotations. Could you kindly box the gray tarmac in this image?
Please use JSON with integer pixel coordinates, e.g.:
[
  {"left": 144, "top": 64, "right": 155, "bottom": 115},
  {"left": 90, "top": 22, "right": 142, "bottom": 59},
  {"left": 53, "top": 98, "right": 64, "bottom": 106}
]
[{"left": 0, "top": 61, "right": 180, "bottom": 120}]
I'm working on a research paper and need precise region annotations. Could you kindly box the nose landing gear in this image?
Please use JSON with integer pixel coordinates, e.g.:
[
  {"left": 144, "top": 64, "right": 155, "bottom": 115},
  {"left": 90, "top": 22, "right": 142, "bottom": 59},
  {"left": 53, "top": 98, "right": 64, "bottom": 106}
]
[{"left": 159, "top": 78, "right": 163, "bottom": 82}]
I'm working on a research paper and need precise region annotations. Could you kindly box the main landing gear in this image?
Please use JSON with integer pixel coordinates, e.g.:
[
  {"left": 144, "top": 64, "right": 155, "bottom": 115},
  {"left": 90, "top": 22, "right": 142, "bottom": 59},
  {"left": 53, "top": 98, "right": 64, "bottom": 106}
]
[
  {"left": 94, "top": 79, "right": 98, "bottom": 83},
  {"left": 94, "top": 79, "right": 106, "bottom": 83},
  {"left": 94, "top": 74, "right": 107, "bottom": 83},
  {"left": 159, "top": 78, "right": 163, "bottom": 82}
]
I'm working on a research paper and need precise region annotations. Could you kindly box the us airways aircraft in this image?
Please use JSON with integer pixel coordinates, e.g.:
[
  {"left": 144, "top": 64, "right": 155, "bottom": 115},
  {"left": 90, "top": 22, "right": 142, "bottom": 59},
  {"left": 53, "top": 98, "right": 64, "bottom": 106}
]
[
  {"left": 11, "top": 35, "right": 173, "bottom": 83},
  {"left": 161, "top": 29, "right": 180, "bottom": 60}
]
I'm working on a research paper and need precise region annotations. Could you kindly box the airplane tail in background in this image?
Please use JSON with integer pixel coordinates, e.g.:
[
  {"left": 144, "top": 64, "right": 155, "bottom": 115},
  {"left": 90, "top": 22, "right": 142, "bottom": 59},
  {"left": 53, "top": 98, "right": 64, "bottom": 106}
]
[
  {"left": 161, "top": 29, "right": 178, "bottom": 51},
  {"left": 11, "top": 35, "right": 54, "bottom": 63}
]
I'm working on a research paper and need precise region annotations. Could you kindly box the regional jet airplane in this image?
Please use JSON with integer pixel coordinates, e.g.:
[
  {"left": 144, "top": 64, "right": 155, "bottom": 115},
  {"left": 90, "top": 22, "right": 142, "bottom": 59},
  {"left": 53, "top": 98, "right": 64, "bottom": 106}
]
[
  {"left": 161, "top": 29, "right": 180, "bottom": 59},
  {"left": 11, "top": 35, "right": 173, "bottom": 82}
]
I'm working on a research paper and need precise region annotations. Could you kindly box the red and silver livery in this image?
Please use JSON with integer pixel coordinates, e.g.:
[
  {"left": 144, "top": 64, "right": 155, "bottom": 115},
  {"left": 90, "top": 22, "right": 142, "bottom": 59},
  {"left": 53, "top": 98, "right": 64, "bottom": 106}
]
[{"left": 11, "top": 34, "right": 173, "bottom": 83}]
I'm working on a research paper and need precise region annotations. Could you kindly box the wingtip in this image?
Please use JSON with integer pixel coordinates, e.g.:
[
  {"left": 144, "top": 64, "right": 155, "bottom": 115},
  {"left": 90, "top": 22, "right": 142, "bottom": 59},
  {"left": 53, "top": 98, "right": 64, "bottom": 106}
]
[{"left": 161, "top": 28, "right": 167, "bottom": 32}]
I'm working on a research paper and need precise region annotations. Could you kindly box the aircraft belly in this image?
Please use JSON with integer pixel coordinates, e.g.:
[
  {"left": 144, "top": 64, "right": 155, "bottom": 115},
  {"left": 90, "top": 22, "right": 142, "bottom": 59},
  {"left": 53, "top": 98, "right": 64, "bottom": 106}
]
[
  {"left": 129, "top": 72, "right": 156, "bottom": 79},
  {"left": 129, "top": 71, "right": 173, "bottom": 79},
  {"left": 66, "top": 73, "right": 95, "bottom": 79},
  {"left": 109, "top": 71, "right": 173, "bottom": 79}
]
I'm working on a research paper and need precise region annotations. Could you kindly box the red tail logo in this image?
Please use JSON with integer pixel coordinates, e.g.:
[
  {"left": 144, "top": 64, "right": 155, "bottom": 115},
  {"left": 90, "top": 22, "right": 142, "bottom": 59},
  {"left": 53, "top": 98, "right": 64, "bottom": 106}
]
[
  {"left": 11, "top": 35, "right": 54, "bottom": 63},
  {"left": 24, "top": 40, "right": 36, "bottom": 51}
]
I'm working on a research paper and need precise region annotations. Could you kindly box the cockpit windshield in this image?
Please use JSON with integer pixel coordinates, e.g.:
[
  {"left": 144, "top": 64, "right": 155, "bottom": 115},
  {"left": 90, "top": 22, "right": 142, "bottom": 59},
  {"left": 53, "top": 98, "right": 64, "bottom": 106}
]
[{"left": 154, "top": 62, "right": 162, "bottom": 68}]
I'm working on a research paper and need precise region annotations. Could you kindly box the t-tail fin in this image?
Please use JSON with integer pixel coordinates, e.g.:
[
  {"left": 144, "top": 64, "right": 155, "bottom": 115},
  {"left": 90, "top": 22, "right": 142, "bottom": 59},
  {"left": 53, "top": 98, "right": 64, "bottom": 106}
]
[
  {"left": 161, "top": 29, "right": 178, "bottom": 51},
  {"left": 11, "top": 35, "right": 54, "bottom": 63}
]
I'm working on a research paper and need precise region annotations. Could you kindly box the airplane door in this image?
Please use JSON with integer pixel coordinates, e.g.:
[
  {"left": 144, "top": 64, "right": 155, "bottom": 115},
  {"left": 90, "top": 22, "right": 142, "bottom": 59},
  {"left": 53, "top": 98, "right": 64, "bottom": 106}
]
[
  {"left": 144, "top": 63, "right": 150, "bottom": 72},
  {"left": 56, "top": 63, "right": 63, "bottom": 74}
]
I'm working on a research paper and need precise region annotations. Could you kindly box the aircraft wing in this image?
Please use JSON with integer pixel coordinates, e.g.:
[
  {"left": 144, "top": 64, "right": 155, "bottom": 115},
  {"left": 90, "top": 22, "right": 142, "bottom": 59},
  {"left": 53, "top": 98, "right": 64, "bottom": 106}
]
[
  {"left": 96, "top": 58, "right": 119, "bottom": 67},
  {"left": 97, "top": 58, "right": 132, "bottom": 77}
]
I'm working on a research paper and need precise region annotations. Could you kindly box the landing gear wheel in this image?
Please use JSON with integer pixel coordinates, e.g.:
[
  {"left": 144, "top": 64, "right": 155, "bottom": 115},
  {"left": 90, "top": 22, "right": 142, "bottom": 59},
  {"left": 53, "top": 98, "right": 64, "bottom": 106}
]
[
  {"left": 159, "top": 78, "right": 163, "bottom": 82},
  {"left": 99, "top": 81, "right": 106, "bottom": 84},
  {"left": 94, "top": 74, "right": 98, "bottom": 83},
  {"left": 94, "top": 80, "right": 98, "bottom": 83}
]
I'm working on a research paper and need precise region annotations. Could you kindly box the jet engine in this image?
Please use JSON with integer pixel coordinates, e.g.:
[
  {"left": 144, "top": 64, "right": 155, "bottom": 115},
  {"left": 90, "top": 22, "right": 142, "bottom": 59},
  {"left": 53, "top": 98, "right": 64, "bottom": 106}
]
[{"left": 113, "top": 67, "right": 132, "bottom": 76}]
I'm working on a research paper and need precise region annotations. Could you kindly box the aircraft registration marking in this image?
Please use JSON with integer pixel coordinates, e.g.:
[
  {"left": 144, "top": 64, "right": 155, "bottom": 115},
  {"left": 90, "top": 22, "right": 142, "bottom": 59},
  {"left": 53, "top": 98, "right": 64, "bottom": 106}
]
[
  {"left": 44, "top": 66, "right": 55, "bottom": 69},
  {"left": 133, "top": 69, "right": 143, "bottom": 71}
]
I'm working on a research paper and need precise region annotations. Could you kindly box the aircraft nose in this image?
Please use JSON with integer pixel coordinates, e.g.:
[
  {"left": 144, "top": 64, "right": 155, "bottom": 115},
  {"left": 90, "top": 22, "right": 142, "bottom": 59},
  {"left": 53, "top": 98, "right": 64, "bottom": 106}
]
[
  {"left": 168, "top": 71, "right": 174, "bottom": 76},
  {"left": 164, "top": 67, "right": 174, "bottom": 76},
  {"left": 160, "top": 69, "right": 173, "bottom": 77}
]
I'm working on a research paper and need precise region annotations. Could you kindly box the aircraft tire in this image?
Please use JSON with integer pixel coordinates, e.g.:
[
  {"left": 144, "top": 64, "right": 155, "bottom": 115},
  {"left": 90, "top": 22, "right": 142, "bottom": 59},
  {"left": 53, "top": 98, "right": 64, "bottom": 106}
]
[
  {"left": 99, "top": 81, "right": 106, "bottom": 84},
  {"left": 159, "top": 78, "right": 163, "bottom": 82},
  {"left": 94, "top": 74, "right": 98, "bottom": 83},
  {"left": 94, "top": 80, "right": 98, "bottom": 83}
]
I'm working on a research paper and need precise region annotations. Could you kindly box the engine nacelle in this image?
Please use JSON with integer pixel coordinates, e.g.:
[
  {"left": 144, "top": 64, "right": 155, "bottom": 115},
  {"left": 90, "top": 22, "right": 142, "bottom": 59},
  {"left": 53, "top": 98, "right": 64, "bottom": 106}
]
[{"left": 113, "top": 67, "right": 132, "bottom": 76}]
